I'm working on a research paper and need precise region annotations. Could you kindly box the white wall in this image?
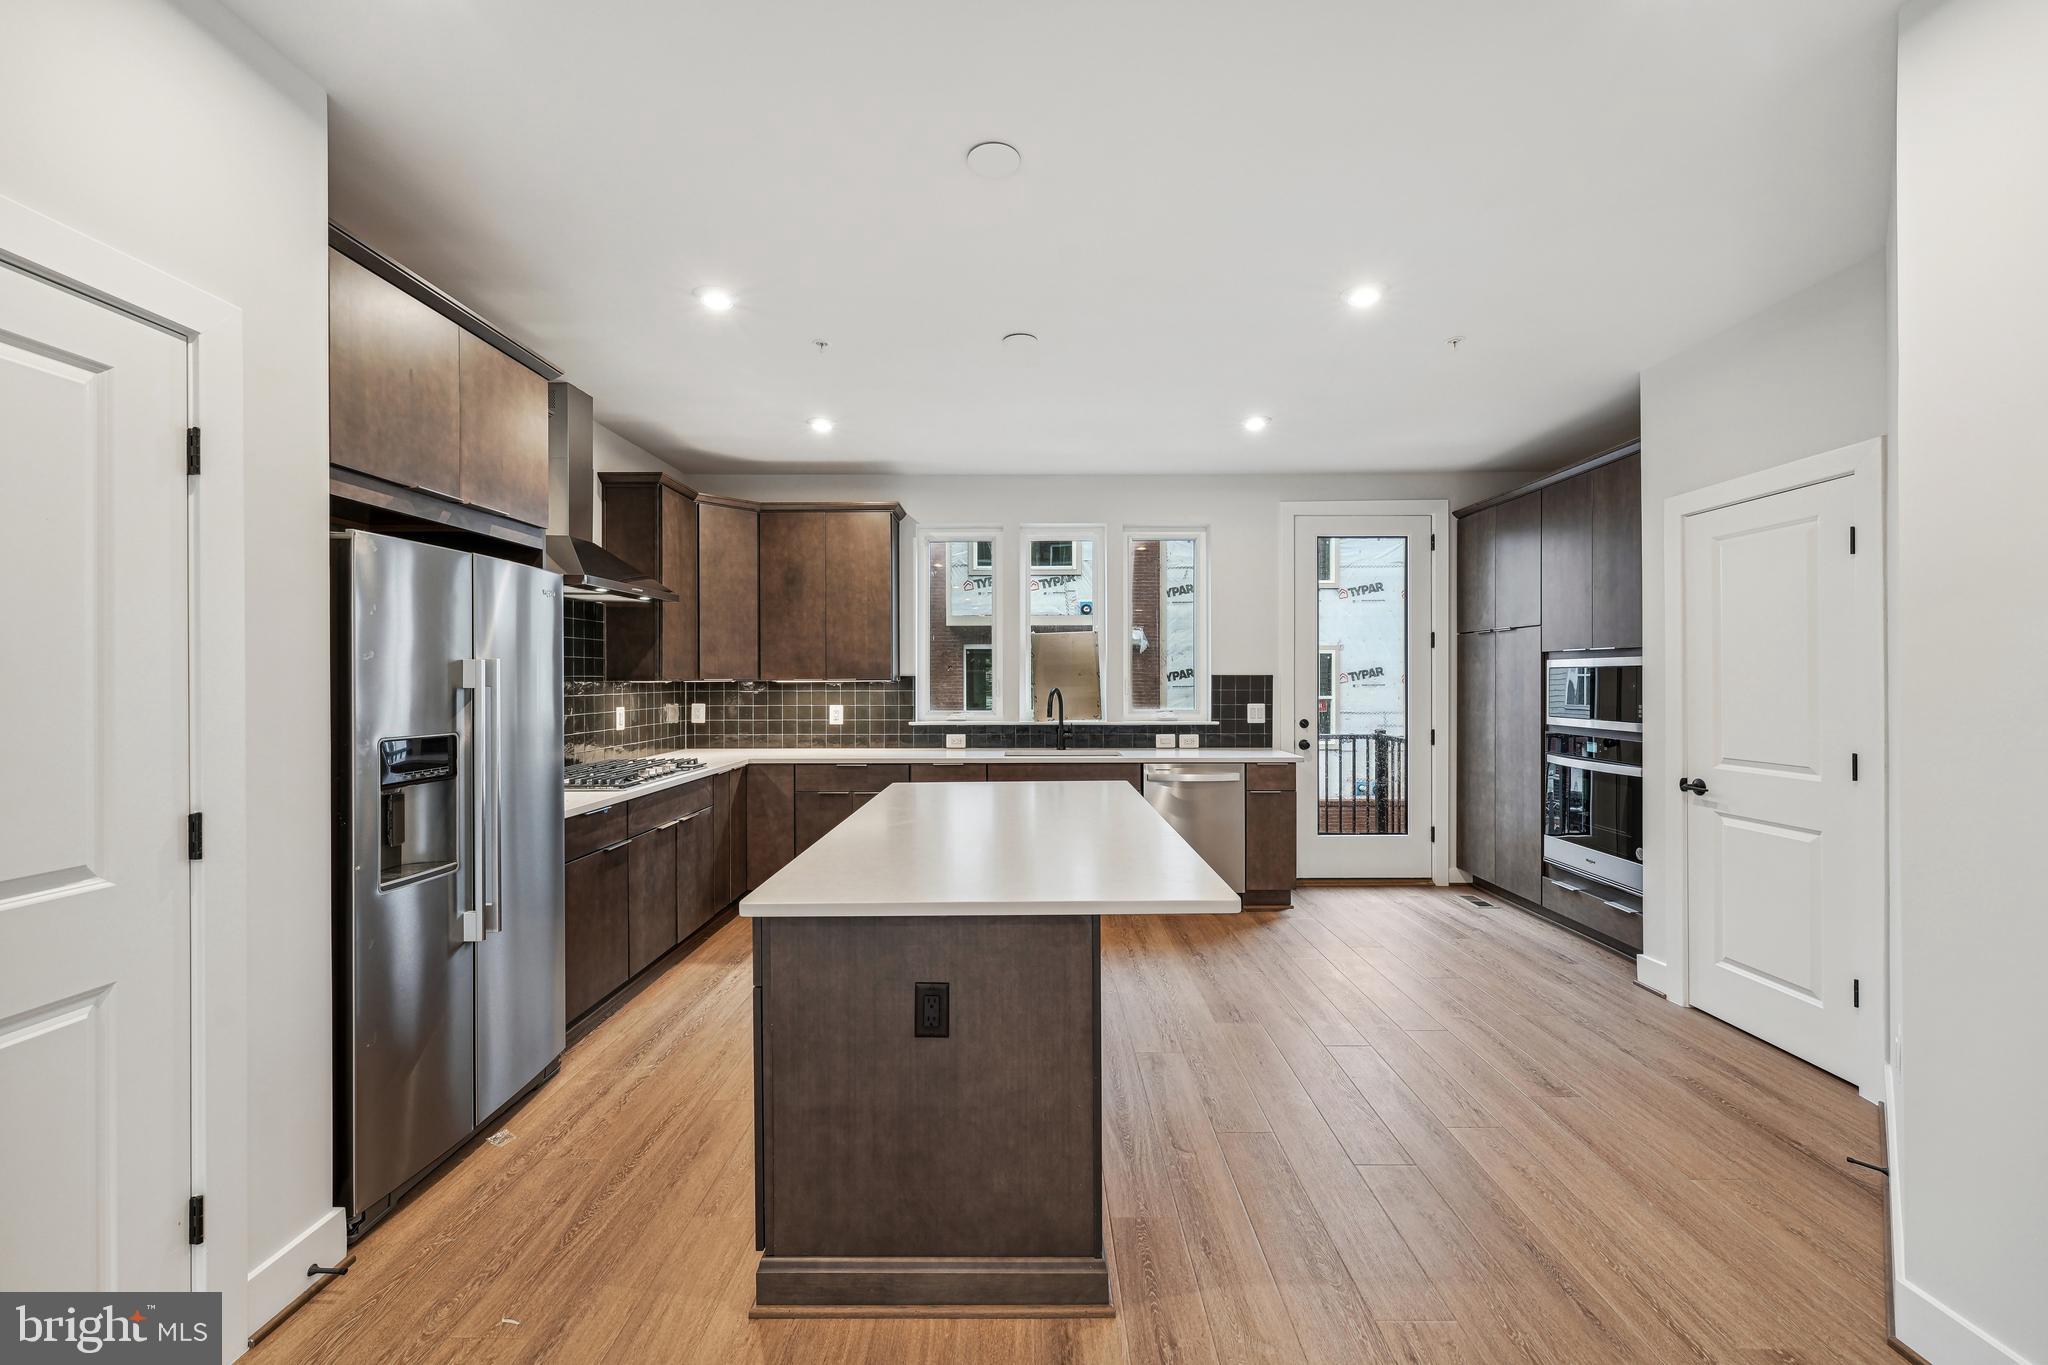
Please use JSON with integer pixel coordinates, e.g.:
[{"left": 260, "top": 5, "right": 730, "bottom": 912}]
[
  {"left": 0, "top": 0, "right": 335, "bottom": 1347},
  {"left": 1894, "top": 2, "right": 2048, "bottom": 1360},
  {"left": 679, "top": 471, "right": 1527, "bottom": 676},
  {"left": 1635, "top": 256, "right": 1891, "bottom": 992}
]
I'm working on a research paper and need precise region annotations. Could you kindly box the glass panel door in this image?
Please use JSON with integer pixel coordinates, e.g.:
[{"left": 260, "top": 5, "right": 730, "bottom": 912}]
[{"left": 1291, "top": 515, "right": 1433, "bottom": 878}]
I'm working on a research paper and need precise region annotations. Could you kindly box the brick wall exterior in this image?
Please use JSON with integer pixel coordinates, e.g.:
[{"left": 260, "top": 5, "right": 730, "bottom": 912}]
[
  {"left": 1129, "top": 539, "right": 1163, "bottom": 709},
  {"left": 925, "top": 541, "right": 992, "bottom": 712}
]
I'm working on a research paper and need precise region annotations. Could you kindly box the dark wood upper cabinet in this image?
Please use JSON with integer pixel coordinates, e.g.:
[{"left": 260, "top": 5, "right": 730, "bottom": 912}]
[
  {"left": 456, "top": 330, "right": 549, "bottom": 525},
  {"left": 1491, "top": 494, "right": 1542, "bottom": 630},
  {"left": 1455, "top": 506, "right": 1494, "bottom": 634},
  {"left": 1590, "top": 453, "right": 1643, "bottom": 649},
  {"left": 1540, "top": 475, "right": 1593, "bottom": 652},
  {"left": 760, "top": 506, "right": 901, "bottom": 681},
  {"left": 825, "top": 510, "right": 898, "bottom": 680},
  {"left": 329, "top": 250, "right": 461, "bottom": 499},
  {"left": 698, "top": 498, "right": 760, "bottom": 680},
  {"left": 758, "top": 511, "right": 829, "bottom": 679},
  {"left": 600, "top": 473, "right": 699, "bottom": 682}
]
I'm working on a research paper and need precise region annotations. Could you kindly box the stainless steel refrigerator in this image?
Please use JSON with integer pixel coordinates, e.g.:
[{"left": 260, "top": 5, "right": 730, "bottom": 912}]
[{"left": 330, "top": 530, "right": 564, "bottom": 1233}]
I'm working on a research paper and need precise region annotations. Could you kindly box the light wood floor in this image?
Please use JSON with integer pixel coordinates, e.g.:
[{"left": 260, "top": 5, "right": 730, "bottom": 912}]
[{"left": 254, "top": 887, "right": 1891, "bottom": 1365}]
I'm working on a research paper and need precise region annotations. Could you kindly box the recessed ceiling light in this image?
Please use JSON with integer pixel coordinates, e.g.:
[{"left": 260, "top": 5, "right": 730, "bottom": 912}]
[
  {"left": 1344, "top": 284, "right": 1384, "bottom": 310},
  {"left": 966, "top": 141, "right": 1023, "bottom": 178},
  {"left": 694, "top": 286, "right": 735, "bottom": 313},
  {"left": 808, "top": 416, "right": 835, "bottom": 435},
  {"left": 1242, "top": 415, "right": 1271, "bottom": 434}
]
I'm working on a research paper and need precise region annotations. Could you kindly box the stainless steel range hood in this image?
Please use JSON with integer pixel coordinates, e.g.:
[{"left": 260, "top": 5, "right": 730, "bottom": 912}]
[{"left": 545, "top": 382, "right": 677, "bottom": 603}]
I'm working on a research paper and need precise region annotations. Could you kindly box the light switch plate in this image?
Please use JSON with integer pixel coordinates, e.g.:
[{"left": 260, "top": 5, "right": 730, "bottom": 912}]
[
  {"left": 1177, "top": 733, "right": 1200, "bottom": 748},
  {"left": 945, "top": 732, "right": 967, "bottom": 749},
  {"left": 1153, "top": 733, "right": 1176, "bottom": 749},
  {"left": 663, "top": 702, "right": 680, "bottom": 724},
  {"left": 1247, "top": 702, "right": 1266, "bottom": 723},
  {"left": 613, "top": 705, "right": 626, "bottom": 732},
  {"left": 689, "top": 702, "right": 706, "bottom": 724},
  {"left": 828, "top": 703, "right": 845, "bottom": 726}
]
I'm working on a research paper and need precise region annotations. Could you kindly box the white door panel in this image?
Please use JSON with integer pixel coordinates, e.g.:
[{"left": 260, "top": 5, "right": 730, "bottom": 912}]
[
  {"left": 1291, "top": 515, "right": 1432, "bottom": 878},
  {"left": 0, "top": 262, "right": 192, "bottom": 1289},
  {"left": 1680, "top": 473, "right": 1879, "bottom": 1087}
]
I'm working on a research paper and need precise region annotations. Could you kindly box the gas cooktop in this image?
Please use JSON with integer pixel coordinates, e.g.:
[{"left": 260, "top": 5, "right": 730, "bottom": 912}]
[{"left": 563, "top": 755, "right": 706, "bottom": 791}]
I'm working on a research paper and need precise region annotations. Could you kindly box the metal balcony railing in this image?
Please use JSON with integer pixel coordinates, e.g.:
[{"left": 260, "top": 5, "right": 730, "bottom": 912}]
[{"left": 1315, "top": 731, "right": 1409, "bottom": 835}]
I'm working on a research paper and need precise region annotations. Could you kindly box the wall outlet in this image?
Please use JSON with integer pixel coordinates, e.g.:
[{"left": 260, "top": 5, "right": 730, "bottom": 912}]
[
  {"left": 1154, "top": 733, "right": 1177, "bottom": 749},
  {"left": 663, "top": 702, "right": 680, "bottom": 724},
  {"left": 913, "top": 981, "right": 950, "bottom": 1038},
  {"left": 1247, "top": 702, "right": 1266, "bottom": 723},
  {"left": 1177, "top": 733, "right": 1200, "bottom": 748},
  {"left": 689, "top": 702, "right": 706, "bottom": 724},
  {"left": 613, "top": 705, "right": 626, "bottom": 732},
  {"left": 945, "top": 732, "right": 967, "bottom": 749},
  {"left": 827, "top": 703, "right": 845, "bottom": 726}
]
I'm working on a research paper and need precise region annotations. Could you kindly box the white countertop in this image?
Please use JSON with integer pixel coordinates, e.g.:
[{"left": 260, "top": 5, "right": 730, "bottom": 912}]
[
  {"left": 563, "top": 745, "right": 1300, "bottom": 818},
  {"left": 739, "top": 780, "right": 1243, "bottom": 918}
]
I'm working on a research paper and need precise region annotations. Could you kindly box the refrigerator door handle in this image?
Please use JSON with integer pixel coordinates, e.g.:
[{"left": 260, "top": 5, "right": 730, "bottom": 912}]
[
  {"left": 485, "top": 657, "right": 504, "bottom": 936},
  {"left": 460, "top": 657, "right": 488, "bottom": 943}
]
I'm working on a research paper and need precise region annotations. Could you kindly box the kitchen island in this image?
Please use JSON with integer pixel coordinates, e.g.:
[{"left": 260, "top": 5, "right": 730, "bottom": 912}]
[{"left": 742, "top": 779, "right": 1240, "bottom": 1314}]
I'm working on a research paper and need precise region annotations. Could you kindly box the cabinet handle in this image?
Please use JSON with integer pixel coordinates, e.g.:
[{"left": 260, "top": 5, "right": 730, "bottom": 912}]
[{"left": 598, "top": 838, "right": 633, "bottom": 855}]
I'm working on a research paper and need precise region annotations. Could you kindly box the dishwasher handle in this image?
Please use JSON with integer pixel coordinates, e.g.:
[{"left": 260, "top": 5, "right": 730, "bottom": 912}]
[{"left": 1144, "top": 769, "right": 1243, "bottom": 784}]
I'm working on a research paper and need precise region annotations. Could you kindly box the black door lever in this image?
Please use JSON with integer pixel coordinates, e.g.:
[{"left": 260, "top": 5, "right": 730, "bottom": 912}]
[{"left": 1678, "top": 777, "right": 1708, "bottom": 795}]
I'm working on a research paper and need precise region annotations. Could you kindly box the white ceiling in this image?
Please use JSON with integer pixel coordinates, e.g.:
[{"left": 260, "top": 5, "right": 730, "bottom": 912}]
[{"left": 223, "top": 0, "right": 1899, "bottom": 476}]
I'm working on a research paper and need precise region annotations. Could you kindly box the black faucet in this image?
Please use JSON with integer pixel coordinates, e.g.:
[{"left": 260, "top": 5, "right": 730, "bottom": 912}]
[{"left": 1045, "top": 687, "right": 1068, "bottom": 751}]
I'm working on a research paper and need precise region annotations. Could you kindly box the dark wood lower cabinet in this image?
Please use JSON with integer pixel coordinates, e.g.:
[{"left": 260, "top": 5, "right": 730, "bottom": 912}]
[
  {"left": 626, "top": 824, "right": 678, "bottom": 976},
  {"left": 910, "top": 762, "right": 987, "bottom": 782},
  {"left": 564, "top": 843, "right": 629, "bottom": 1022},
  {"left": 675, "top": 806, "right": 717, "bottom": 943},
  {"left": 795, "top": 789, "right": 880, "bottom": 854},
  {"left": 747, "top": 765, "right": 796, "bottom": 889},
  {"left": 1245, "top": 789, "right": 1296, "bottom": 906}
]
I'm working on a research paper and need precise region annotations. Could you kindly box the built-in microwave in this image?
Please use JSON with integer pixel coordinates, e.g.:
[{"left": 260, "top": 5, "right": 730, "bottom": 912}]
[
  {"left": 1545, "top": 655, "right": 1642, "bottom": 734},
  {"left": 1543, "top": 732, "right": 1643, "bottom": 894}
]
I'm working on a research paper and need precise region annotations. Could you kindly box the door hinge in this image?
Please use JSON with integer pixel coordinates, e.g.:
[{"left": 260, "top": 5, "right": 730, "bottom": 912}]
[
  {"left": 1430, "top": 825, "right": 1437, "bottom": 843},
  {"left": 1430, "top": 630, "right": 1437, "bottom": 648},
  {"left": 1430, "top": 728, "right": 1437, "bottom": 745},
  {"left": 1849, "top": 525, "right": 1856, "bottom": 555},
  {"left": 188, "top": 1194, "right": 205, "bottom": 1245},
  {"left": 1851, "top": 752, "right": 1860, "bottom": 782},
  {"left": 186, "top": 426, "right": 201, "bottom": 476},
  {"left": 1853, "top": 978, "right": 1861, "bottom": 1008},
  {"left": 1430, "top": 533, "right": 1437, "bottom": 551},
  {"left": 187, "top": 812, "right": 203, "bottom": 861}
]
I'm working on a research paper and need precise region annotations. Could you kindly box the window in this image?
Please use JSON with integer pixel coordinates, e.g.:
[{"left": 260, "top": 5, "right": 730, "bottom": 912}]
[
  {"left": 1022, "top": 526, "right": 1105, "bottom": 722},
  {"left": 916, "top": 529, "right": 1001, "bottom": 719},
  {"left": 1124, "top": 528, "right": 1209, "bottom": 719}
]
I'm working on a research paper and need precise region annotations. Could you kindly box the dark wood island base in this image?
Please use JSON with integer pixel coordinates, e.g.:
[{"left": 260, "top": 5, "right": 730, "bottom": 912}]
[{"left": 751, "top": 914, "right": 1109, "bottom": 1314}]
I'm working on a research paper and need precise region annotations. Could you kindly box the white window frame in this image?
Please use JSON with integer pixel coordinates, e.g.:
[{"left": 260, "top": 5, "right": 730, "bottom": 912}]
[
  {"left": 915, "top": 525, "right": 1008, "bottom": 722},
  {"left": 1018, "top": 523, "right": 1109, "bottom": 722},
  {"left": 1121, "top": 526, "right": 1211, "bottom": 722}
]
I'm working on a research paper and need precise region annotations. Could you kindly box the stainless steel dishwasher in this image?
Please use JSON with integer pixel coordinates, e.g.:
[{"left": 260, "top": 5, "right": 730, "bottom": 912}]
[{"left": 1143, "top": 763, "right": 1247, "bottom": 892}]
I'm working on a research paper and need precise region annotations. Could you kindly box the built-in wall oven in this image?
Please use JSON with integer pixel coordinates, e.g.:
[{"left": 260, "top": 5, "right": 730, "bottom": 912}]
[{"left": 1543, "top": 654, "right": 1644, "bottom": 895}]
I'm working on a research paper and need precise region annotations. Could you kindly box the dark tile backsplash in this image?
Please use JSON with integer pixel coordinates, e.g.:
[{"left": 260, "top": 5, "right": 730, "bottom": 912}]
[{"left": 559, "top": 605, "right": 1273, "bottom": 758}]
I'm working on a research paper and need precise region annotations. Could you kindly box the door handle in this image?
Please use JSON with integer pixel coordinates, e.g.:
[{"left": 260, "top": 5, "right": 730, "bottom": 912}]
[
  {"left": 1678, "top": 777, "right": 1708, "bottom": 795},
  {"left": 1297, "top": 739, "right": 1311, "bottom": 751}
]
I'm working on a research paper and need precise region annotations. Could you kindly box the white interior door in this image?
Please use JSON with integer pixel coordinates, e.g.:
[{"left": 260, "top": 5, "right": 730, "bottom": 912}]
[
  {"left": 0, "top": 262, "right": 194, "bottom": 1288},
  {"left": 1292, "top": 515, "right": 1433, "bottom": 878},
  {"left": 1679, "top": 472, "right": 1882, "bottom": 1088}
]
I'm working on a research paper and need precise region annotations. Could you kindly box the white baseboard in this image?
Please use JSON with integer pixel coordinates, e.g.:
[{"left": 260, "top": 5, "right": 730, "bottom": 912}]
[
  {"left": 1634, "top": 952, "right": 1673, "bottom": 997},
  {"left": 1894, "top": 1276, "right": 2035, "bottom": 1365},
  {"left": 243, "top": 1206, "right": 347, "bottom": 1347}
]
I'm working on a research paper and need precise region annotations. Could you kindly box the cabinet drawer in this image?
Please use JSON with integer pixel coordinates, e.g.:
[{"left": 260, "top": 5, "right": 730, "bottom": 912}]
[
  {"left": 794, "top": 763, "right": 907, "bottom": 793},
  {"left": 628, "top": 778, "right": 716, "bottom": 833},
  {"left": 911, "top": 763, "right": 987, "bottom": 782},
  {"left": 1247, "top": 763, "right": 1297, "bottom": 792},
  {"left": 1540, "top": 876, "right": 1644, "bottom": 953},
  {"left": 991, "top": 762, "right": 1142, "bottom": 790},
  {"left": 566, "top": 804, "right": 628, "bottom": 861}
]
